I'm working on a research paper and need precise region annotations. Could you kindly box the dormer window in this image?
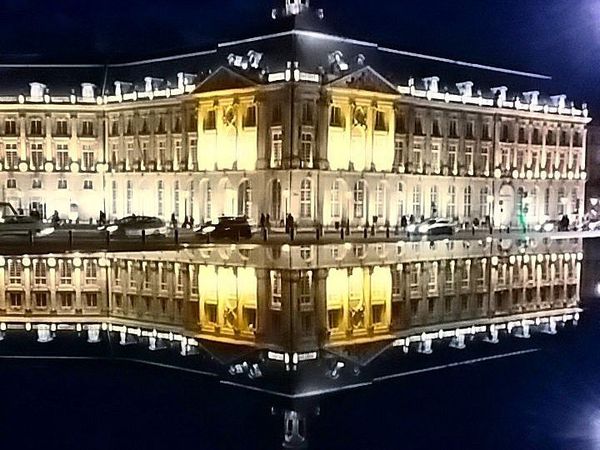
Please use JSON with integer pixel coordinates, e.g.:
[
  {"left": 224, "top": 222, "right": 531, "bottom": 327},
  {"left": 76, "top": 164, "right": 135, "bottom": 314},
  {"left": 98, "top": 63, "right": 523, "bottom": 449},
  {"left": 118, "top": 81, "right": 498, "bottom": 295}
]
[
  {"left": 81, "top": 83, "right": 96, "bottom": 99},
  {"left": 456, "top": 81, "right": 474, "bottom": 98},
  {"left": 29, "top": 82, "right": 46, "bottom": 100},
  {"left": 144, "top": 77, "right": 164, "bottom": 93},
  {"left": 173, "top": 116, "right": 182, "bottom": 133},
  {"left": 423, "top": 76, "right": 440, "bottom": 93},
  {"left": 177, "top": 73, "right": 196, "bottom": 90}
]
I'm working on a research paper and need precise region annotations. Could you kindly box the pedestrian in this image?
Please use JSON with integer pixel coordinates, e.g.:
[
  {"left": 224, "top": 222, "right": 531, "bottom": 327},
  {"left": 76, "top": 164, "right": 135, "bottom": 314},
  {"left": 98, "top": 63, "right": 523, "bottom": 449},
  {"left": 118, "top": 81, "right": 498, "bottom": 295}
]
[
  {"left": 171, "top": 213, "right": 178, "bottom": 229},
  {"left": 99, "top": 210, "right": 106, "bottom": 226},
  {"left": 51, "top": 210, "right": 60, "bottom": 226},
  {"left": 182, "top": 216, "right": 191, "bottom": 229},
  {"left": 260, "top": 213, "right": 266, "bottom": 230},
  {"left": 190, "top": 216, "right": 195, "bottom": 229},
  {"left": 409, "top": 215, "right": 415, "bottom": 225},
  {"left": 401, "top": 216, "right": 408, "bottom": 229},
  {"left": 285, "top": 214, "right": 291, "bottom": 234}
]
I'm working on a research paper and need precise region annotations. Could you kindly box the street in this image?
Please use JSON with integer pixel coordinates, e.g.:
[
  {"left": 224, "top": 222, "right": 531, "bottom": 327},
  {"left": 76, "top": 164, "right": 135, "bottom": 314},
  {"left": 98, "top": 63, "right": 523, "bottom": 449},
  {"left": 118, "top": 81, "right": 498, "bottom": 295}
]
[{"left": 0, "top": 226, "right": 595, "bottom": 255}]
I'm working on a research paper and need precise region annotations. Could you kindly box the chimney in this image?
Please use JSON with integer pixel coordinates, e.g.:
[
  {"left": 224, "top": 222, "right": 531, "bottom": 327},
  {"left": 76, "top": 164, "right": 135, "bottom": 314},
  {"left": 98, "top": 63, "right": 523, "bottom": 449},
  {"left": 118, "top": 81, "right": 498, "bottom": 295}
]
[
  {"left": 114, "top": 81, "right": 133, "bottom": 97},
  {"left": 423, "top": 76, "right": 440, "bottom": 93},
  {"left": 456, "top": 81, "right": 474, "bottom": 97},
  {"left": 177, "top": 72, "right": 197, "bottom": 90}
]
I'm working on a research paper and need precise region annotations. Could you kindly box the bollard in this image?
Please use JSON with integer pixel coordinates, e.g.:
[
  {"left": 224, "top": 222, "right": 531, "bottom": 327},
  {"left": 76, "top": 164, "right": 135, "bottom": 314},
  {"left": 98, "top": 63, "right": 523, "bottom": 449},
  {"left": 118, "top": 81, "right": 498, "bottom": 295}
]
[
  {"left": 142, "top": 229, "right": 147, "bottom": 245},
  {"left": 263, "top": 228, "right": 268, "bottom": 242},
  {"left": 394, "top": 225, "right": 399, "bottom": 236},
  {"left": 341, "top": 227, "right": 345, "bottom": 241},
  {"left": 106, "top": 231, "right": 111, "bottom": 249},
  {"left": 386, "top": 226, "right": 390, "bottom": 239},
  {"left": 174, "top": 229, "right": 180, "bottom": 245},
  {"left": 68, "top": 230, "right": 73, "bottom": 249},
  {"left": 290, "top": 227, "right": 295, "bottom": 242},
  {"left": 371, "top": 225, "right": 375, "bottom": 237},
  {"left": 316, "top": 227, "right": 320, "bottom": 241},
  {"left": 363, "top": 227, "right": 368, "bottom": 239}
]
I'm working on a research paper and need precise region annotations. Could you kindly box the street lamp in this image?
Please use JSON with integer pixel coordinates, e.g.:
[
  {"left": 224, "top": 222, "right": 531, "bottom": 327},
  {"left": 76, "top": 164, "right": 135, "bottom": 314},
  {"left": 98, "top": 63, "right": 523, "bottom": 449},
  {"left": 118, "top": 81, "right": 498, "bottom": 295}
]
[{"left": 591, "top": 198, "right": 599, "bottom": 208}]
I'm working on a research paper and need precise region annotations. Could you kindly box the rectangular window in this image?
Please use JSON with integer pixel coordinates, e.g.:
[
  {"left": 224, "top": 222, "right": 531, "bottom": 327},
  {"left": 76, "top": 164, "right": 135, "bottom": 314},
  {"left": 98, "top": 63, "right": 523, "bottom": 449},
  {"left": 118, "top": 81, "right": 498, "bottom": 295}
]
[
  {"left": 448, "top": 145, "right": 457, "bottom": 174},
  {"left": 465, "top": 146, "right": 474, "bottom": 175},
  {"left": 4, "top": 118, "right": 17, "bottom": 135},
  {"left": 82, "top": 145, "right": 95, "bottom": 171},
  {"left": 58, "top": 260, "right": 72, "bottom": 285},
  {"left": 300, "top": 131, "right": 313, "bottom": 168},
  {"left": 33, "top": 260, "right": 46, "bottom": 285},
  {"left": 56, "top": 119, "right": 68, "bottom": 136},
  {"left": 414, "top": 116, "right": 424, "bottom": 135},
  {"left": 271, "top": 271, "right": 282, "bottom": 310},
  {"left": 85, "top": 293, "right": 98, "bottom": 308},
  {"left": 300, "top": 179, "right": 312, "bottom": 218},
  {"left": 30, "top": 118, "right": 43, "bottom": 136},
  {"left": 56, "top": 144, "right": 69, "bottom": 170},
  {"left": 111, "top": 181, "right": 117, "bottom": 215},
  {"left": 272, "top": 104, "right": 282, "bottom": 125},
  {"left": 412, "top": 185, "right": 422, "bottom": 218},
  {"left": 7, "top": 178, "right": 16, "bottom": 189},
  {"left": 464, "top": 187, "right": 472, "bottom": 218},
  {"left": 83, "top": 180, "right": 93, "bottom": 190},
  {"left": 8, "top": 260, "right": 22, "bottom": 284},
  {"left": 81, "top": 120, "right": 94, "bottom": 137},
  {"left": 449, "top": 119, "right": 458, "bottom": 138},
  {"left": 482, "top": 122, "right": 491, "bottom": 140},
  {"left": 413, "top": 144, "right": 422, "bottom": 171},
  {"left": 32, "top": 179, "right": 42, "bottom": 189},
  {"left": 394, "top": 138, "right": 404, "bottom": 167},
  {"left": 30, "top": 143, "right": 44, "bottom": 170},
  {"left": 395, "top": 112, "right": 407, "bottom": 134},
  {"left": 447, "top": 186, "right": 456, "bottom": 218},
  {"left": 270, "top": 128, "right": 283, "bottom": 168},
  {"left": 5, "top": 143, "right": 18, "bottom": 170},
  {"left": 431, "top": 143, "right": 440, "bottom": 173},
  {"left": 466, "top": 121, "right": 475, "bottom": 139},
  {"left": 331, "top": 180, "right": 341, "bottom": 219},
  {"left": 174, "top": 181, "right": 180, "bottom": 217},
  {"left": 85, "top": 260, "right": 97, "bottom": 284},
  {"left": 430, "top": 186, "right": 439, "bottom": 216},
  {"left": 157, "top": 181, "right": 164, "bottom": 216},
  {"left": 329, "top": 106, "right": 344, "bottom": 127},
  {"left": 59, "top": 292, "right": 73, "bottom": 308},
  {"left": 126, "top": 181, "right": 133, "bottom": 215},
  {"left": 501, "top": 147, "right": 510, "bottom": 170},
  {"left": 376, "top": 184, "right": 386, "bottom": 219},
  {"left": 374, "top": 111, "right": 387, "bottom": 131},
  {"left": 243, "top": 105, "right": 257, "bottom": 128},
  {"left": 432, "top": 118, "right": 441, "bottom": 137},
  {"left": 481, "top": 147, "right": 490, "bottom": 175},
  {"left": 301, "top": 103, "right": 314, "bottom": 125},
  {"left": 203, "top": 110, "right": 216, "bottom": 130},
  {"left": 34, "top": 292, "right": 48, "bottom": 308}
]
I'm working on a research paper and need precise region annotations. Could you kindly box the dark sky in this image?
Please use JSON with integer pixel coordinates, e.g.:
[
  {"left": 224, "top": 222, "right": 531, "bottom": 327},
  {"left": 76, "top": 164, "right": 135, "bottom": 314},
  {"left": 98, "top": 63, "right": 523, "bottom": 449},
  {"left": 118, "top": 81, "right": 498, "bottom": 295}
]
[{"left": 1, "top": 0, "right": 599, "bottom": 114}]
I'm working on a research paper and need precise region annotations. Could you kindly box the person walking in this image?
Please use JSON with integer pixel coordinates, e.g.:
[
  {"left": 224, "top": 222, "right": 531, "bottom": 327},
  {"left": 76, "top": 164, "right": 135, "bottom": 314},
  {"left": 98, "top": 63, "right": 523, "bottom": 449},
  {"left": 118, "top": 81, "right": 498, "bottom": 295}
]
[{"left": 171, "top": 213, "right": 178, "bottom": 229}]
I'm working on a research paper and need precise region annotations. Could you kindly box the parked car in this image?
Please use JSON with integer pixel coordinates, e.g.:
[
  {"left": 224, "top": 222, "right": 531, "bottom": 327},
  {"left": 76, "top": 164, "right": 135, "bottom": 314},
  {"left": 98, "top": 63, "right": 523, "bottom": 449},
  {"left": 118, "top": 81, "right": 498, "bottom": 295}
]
[
  {"left": 407, "top": 218, "right": 456, "bottom": 236},
  {"left": 195, "top": 216, "right": 253, "bottom": 240},
  {"left": 0, "top": 202, "right": 55, "bottom": 237},
  {"left": 582, "top": 218, "right": 600, "bottom": 231},
  {"left": 99, "top": 216, "right": 168, "bottom": 237}
]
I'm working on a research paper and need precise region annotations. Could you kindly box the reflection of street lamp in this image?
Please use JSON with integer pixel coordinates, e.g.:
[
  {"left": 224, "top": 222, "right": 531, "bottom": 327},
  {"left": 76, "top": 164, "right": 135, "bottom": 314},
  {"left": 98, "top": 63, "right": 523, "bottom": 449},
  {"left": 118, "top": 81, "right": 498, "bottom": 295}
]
[
  {"left": 591, "top": 198, "right": 599, "bottom": 207},
  {"left": 345, "top": 191, "right": 353, "bottom": 232},
  {"left": 487, "top": 194, "right": 495, "bottom": 229}
]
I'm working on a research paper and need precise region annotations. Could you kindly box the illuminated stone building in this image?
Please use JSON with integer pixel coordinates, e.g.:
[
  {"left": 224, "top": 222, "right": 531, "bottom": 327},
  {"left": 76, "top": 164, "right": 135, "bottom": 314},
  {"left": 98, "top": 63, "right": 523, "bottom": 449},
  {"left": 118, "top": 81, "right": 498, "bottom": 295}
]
[
  {"left": 0, "top": 237, "right": 582, "bottom": 354},
  {"left": 0, "top": 0, "right": 591, "bottom": 227}
]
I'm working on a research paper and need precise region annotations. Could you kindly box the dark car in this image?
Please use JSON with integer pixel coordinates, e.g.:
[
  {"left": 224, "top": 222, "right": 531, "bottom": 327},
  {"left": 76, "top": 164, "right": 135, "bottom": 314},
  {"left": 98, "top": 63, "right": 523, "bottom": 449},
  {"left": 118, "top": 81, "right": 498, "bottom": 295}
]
[
  {"left": 195, "top": 217, "right": 253, "bottom": 240},
  {"left": 0, "top": 202, "right": 55, "bottom": 237},
  {"left": 99, "top": 216, "right": 168, "bottom": 237}
]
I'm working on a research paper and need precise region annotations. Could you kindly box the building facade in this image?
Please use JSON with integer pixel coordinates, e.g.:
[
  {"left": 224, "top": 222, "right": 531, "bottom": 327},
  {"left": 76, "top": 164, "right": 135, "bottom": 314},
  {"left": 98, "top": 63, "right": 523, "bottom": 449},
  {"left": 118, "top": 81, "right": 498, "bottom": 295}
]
[{"left": 0, "top": 0, "right": 591, "bottom": 228}]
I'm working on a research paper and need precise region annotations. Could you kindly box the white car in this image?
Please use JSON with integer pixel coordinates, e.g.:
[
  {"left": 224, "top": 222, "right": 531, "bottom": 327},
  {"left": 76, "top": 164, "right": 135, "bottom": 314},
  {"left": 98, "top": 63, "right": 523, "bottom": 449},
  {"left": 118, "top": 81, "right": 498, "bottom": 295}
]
[
  {"left": 407, "top": 218, "right": 456, "bottom": 236},
  {"left": 0, "top": 203, "right": 55, "bottom": 237}
]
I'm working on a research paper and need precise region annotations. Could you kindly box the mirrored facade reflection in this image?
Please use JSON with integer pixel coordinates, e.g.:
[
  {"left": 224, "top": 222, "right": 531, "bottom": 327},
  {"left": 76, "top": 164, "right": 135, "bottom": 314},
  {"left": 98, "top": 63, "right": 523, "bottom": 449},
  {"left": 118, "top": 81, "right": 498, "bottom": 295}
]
[{"left": 0, "top": 239, "right": 583, "bottom": 448}]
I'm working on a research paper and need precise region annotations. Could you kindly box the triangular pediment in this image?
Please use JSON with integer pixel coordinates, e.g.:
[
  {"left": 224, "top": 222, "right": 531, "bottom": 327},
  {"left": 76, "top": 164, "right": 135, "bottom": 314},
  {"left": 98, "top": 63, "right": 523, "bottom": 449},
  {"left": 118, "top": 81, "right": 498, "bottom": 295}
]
[
  {"left": 193, "top": 66, "right": 258, "bottom": 94},
  {"left": 327, "top": 66, "right": 399, "bottom": 95}
]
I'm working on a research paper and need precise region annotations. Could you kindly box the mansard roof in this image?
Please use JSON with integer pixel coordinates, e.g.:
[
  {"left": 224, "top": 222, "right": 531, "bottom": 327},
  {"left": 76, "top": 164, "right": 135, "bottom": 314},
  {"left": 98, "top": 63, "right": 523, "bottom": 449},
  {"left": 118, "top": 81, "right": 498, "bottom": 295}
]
[{"left": 0, "top": 3, "right": 587, "bottom": 114}]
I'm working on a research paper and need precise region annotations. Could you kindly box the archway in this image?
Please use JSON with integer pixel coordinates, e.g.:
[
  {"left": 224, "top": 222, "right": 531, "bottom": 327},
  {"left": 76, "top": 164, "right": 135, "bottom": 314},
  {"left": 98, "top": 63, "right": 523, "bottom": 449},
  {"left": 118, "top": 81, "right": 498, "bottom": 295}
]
[{"left": 496, "top": 184, "right": 515, "bottom": 228}]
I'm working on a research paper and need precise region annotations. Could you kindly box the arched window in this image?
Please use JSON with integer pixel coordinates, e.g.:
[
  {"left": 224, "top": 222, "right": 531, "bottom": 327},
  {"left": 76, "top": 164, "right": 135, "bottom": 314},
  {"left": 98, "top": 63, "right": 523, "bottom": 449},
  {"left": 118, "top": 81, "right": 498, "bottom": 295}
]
[
  {"left": 375, "top": 182, "right": 386, "bottom": 220},
  {"left": 353, "top": 180, "right": 366, "bottom": 219},
  {"left": 331, "top": 180, "right": 341, "bottom": 219},
  {"left": 238, "top": 180, "right": 252, "bottom": 218},
  {"left": 412, "top": 185, "right": 421, "bottom": 218},
  {"left": 300, "top": 179, "right": 312, "bottom": 218}
]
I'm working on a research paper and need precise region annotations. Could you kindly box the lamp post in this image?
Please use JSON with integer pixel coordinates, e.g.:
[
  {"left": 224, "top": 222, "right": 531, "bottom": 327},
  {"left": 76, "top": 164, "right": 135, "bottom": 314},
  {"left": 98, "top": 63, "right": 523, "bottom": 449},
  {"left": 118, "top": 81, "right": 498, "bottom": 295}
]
[{"left": 487, "top": 194, "right": 495, "bottom": 232}]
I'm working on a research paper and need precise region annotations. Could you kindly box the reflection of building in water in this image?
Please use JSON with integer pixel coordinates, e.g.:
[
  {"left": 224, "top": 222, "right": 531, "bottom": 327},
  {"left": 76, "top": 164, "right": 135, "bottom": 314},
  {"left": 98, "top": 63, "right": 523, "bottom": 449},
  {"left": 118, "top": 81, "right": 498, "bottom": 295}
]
[{"left": 0, "top": 239, "right": 582, "bottom": 353}]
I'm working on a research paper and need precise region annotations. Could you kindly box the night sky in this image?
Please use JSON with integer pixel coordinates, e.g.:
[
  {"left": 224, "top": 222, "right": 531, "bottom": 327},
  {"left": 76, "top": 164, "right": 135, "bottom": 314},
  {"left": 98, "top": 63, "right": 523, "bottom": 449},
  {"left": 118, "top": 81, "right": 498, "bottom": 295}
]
[{"left": 1, "top": 0, "right": 599, "bottom": 113}]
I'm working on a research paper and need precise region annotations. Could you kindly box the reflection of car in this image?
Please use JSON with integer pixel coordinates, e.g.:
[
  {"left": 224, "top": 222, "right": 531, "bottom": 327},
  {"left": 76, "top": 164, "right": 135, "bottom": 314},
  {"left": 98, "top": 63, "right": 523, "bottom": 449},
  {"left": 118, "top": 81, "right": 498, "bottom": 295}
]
[
  {"left": 195, "top": 217, "right": 253, "bottom": 240},
  {"left": 99, "top": 216, "right": 168, "bottom": 237},
  {"left": 583, "top": 219, "right": 600, "bottom": 231},
  {"left": 534, "top": 220, "right": 570, "bottom": 232},
  {"left": 407, "top": 218, "right": 456, "bottom": 235},
  {"left": 0, "top": 203, "right": 55, "bottom": 237}
]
